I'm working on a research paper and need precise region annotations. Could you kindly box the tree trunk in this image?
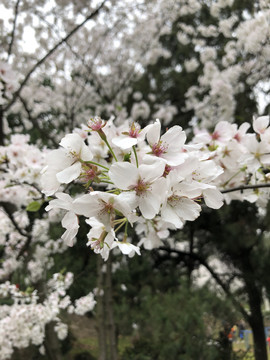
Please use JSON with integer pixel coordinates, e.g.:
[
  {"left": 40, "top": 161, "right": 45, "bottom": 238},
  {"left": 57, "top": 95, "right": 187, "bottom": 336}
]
[
  {"left": 44, "top": 322, "right": 63, "bottom": 360},
  {"left": 105, "top": 255, "right": 118, "bottom": 360},
  {"left": 97, "top": 256, "right": 108, "bottom": 360},
  {"left": 0, "top": 106, "right": 4, "bottom": 146},
  {"left": 246, "top": 285, "right": 268, "bottom": 360}
]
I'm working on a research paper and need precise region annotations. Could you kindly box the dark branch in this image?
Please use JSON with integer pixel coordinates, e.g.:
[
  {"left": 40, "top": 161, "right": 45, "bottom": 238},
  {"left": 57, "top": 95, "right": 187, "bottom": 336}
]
[
  {"left": 0, "top": 202, "right": 33, "bottom": 259},
  {"left": 7, "top": 0, "right": 21, "bottom": 59},
  {"left": 158, "top": 246, "right": 250, "bottom": 322},
  {"left": 221, "top": 183, "right": 270, "bottom": 194},
  {"left": 0, "top": 202, "right": 28, "bottom": 238}
]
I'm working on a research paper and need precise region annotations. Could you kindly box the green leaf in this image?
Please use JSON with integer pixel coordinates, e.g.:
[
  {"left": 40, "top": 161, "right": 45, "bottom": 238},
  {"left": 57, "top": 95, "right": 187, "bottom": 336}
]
[{"left": 26, "top": 201, "right": 41, "bottom": 212}]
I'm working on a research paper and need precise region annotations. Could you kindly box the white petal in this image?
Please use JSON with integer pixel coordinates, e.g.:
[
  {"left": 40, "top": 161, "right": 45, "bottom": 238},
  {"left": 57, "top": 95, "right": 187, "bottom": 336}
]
[
  {"left": 56, "top": 162, "right": 81, "bottom": 184},
  {"left": 139, "top": 161, "right": 165, "bottom": 183},
  {"left": 253, "top": 116, "right": 269, "bottom": 134},
  {"left": 41, "top": 169, "right": 60, "bottom": 196},
  {"left": 46, "top": 193, "right": 73, "bottom": 211},
  {"left": 62, "top": 228, "right": 78, "bottom": 247},
  {"left": 203, "top": 188, "right": 224, "bottom": 209},
  {"left": 174, "top": 198, "right": 201, "bottom": 221},
  {"left": 161, "top": 205, "right": 183, "bottom": 228},
  {"left": 162, "top": 152, "right": 187, "bottom": 166},
  {"left": 115, "top": 192, "right": 138, "bottom": 222},
  {"left": 80, "top": 143, "right": 93, "bottom": 161},
  {"left": 139, "top": 192, "right": 161, "bottom": 219},
  {"left": 173, "top": 182, "right": 202, "bottom": 198},
  {"left": 112, "top": 241, "right": 140, "bottom": 256},
  {"left": 161, "top": 126, "right": 186, "bottom": 151},
  {"left": 109, "top": 162, "right": 138, "bottom": 189},
  {"left": 147, "top": 119, "right": 161, "bottom": 145},
  {"left": 46, "top": 149, "right": 72, "bottom": 169},
  {"left": 112, "top": 135, "right": 137, "bottom": 149},
  {"left": 62, "top": 211, "right": 78, "bottom": 229},
  {"left": 73, "top": 193, "right": 101, "bottom": 217},
  {"left": 60, "top": 133, "right": 83, "bottom": 154}
]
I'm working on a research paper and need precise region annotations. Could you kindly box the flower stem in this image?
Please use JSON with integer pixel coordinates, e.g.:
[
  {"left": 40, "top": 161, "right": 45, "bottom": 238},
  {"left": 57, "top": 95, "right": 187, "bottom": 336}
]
[
  {"left": 114, "top": 220, "right": 127, "bottom": 233},
  {"left": 82, "top": 160, "right": 109, "bottom": 171},
  {"left": 100, "top": 180, "right": 114, "bottom": 185},
  {"left": 222, "top": 169, "right": 242, "bottom": 187},
  {"left": 104, "top": 138, "right": 118, "bottom": 162},
  {"left": 133, "top": 146, "right": 139, "bottom": 168}
]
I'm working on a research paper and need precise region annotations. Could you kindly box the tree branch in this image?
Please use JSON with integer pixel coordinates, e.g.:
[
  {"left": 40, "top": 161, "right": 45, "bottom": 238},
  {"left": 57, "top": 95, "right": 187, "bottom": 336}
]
[
  {"left": 19, "top": 95, "right": 59, "bottom": 147},
  {"left": 0, "top": 202, "right": 28, "bottom": 238},
  {"left": 3, "top": 0, "right": 108, "bottom": 112},
  {"left": 159, "top": 246, "right": 251, "bottom": 322},
  {"left": 221, "top": 183, "right": 270, "bottom": 194},
  {"left": 7, "top": 0, "right": 21, "bottom": 59}
]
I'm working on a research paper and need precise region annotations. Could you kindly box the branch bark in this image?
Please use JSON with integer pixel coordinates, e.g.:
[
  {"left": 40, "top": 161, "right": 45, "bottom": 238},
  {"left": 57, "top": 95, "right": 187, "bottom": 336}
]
[
  {"left": 105, "top": 255, "right": 118, "bottom": 360},
  {"left": 96, "top": 256, "right": 108, "bottom": 360},
  {"left": 221, "top": 183, "right": 270, "bottom": 194},
  {"left": 7, "top": 0, "right": 21, "bottom": 59}
]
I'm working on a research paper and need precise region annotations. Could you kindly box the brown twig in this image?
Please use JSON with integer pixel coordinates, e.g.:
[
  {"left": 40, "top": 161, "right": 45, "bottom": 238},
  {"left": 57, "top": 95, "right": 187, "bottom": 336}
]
[
  {"left": 221, "top": 183, "right": 270, "bottom": 194},
  {"left": 7, "top": 0, "right": 21, "bottom": 59}
]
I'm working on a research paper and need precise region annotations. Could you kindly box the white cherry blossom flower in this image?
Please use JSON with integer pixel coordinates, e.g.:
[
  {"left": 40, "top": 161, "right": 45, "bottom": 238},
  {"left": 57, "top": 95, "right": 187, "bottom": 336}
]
[
  {"left": 86, "top": 218, "right": 116, "bottom": 261},
  {"left": 73, "top": 191, "right": 137, "bottom": 230},
  {"left": 112, "top": 240, "right": 141, "bottom": 257},
  {"left": 41, "top": 133, "right": 93, "bottom": 195},
  {"left": 46, "top": 192, "right": 79, "bottom": 247},
  {"left": 253, "top": 115, "right": 269, "bottom": 135},
  {"left": 109, "top": 161, "right": 166, "bottom": 219},
  {"left": 146, "top": 119, "right": 187, "bottom": 166},
  {"left": 112, "top": 122, "right": 151, "bottom": 150}
]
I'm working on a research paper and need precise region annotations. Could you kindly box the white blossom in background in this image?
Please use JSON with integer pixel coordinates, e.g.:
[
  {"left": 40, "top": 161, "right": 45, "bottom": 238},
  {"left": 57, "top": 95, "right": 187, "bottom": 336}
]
[{"left": 0, "top": 274, "right": 96, "bottom": 359}]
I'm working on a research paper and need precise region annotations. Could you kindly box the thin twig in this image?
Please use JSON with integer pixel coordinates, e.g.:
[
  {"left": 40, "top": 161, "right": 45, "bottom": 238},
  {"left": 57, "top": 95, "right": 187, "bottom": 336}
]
[
  {"left": 7, "top": 0, "right": 21, "bottom": 59},
  {"left": 221, "top": 183, "right": 270, "bottom": 194},
  {"left": 0, "top": 202, "right": 28, "bottom": 238}
]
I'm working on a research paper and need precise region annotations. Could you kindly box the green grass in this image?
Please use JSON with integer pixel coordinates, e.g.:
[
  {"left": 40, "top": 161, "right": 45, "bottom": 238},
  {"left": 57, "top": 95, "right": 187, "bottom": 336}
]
[{"left": 233, "top": 341, "right": 270, "bottom": 360}]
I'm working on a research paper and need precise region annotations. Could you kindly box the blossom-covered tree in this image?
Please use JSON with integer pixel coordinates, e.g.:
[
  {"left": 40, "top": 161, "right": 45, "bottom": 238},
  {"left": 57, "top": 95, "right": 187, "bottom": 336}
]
[{"left": 0, "top": 0, "right": 270, "bottom": 359}]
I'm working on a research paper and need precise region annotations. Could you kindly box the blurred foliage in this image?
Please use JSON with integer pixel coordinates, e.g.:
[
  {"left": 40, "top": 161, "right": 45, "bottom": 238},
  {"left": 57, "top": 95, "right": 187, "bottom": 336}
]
[{"left": 120, "top": 284, "right": 237, "bottom": 360}]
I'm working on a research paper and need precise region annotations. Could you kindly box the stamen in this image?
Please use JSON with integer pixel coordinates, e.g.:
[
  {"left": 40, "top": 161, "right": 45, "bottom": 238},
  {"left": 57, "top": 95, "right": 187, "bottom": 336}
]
[
  {"left": 132, "top": 179, "right": 150, "bottom": 195},
  {"left": 152, "top": 140, "right": 168, "bottom": 157},
  {"left": 128, "top": 122, "right": 140, "bottom": 138}
]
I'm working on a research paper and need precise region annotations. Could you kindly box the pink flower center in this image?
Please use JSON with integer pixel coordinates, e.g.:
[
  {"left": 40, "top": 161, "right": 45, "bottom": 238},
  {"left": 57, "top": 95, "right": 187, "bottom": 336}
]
[
  {"left": 132, "top": 179, "right": 150, "bottom": 196},
  {"left": 86, "top": 168, "right": 97, "bottom": 180},
  {"left": 81, "top": 164, "right": 100, "bottom": 182},
  {"left": 234, "top": 133, "right": 241, "bottom": 142},
  {"left": 128, "top": 123, "right": 140, "bottom": 138},
  {"left": 152, "top": 141, "right": 168, "bottom": 157},
  {"left": 211, "top": 131, "right": 220, "bottom": 140},
  {"left": 102, "top": 201, "right": 114, "bottom": 214}
]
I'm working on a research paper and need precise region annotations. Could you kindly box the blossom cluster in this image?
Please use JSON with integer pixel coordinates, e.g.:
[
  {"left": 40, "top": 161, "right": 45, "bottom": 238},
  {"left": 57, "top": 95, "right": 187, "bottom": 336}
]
[
  {"left": 42, "top": 117, "right": 225, "bottom": 259},
  {"left": 192, "top": 116, "right": 270, "bottom": 207},
  {"left": 0, "top": 274, "right": 96, "bottom": 360},
  {"left": 42, "top": 115, "right": 270, "bottom": 257},
  {"left": 0, "top": 135, "right": 96, "bottom": 359}
]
